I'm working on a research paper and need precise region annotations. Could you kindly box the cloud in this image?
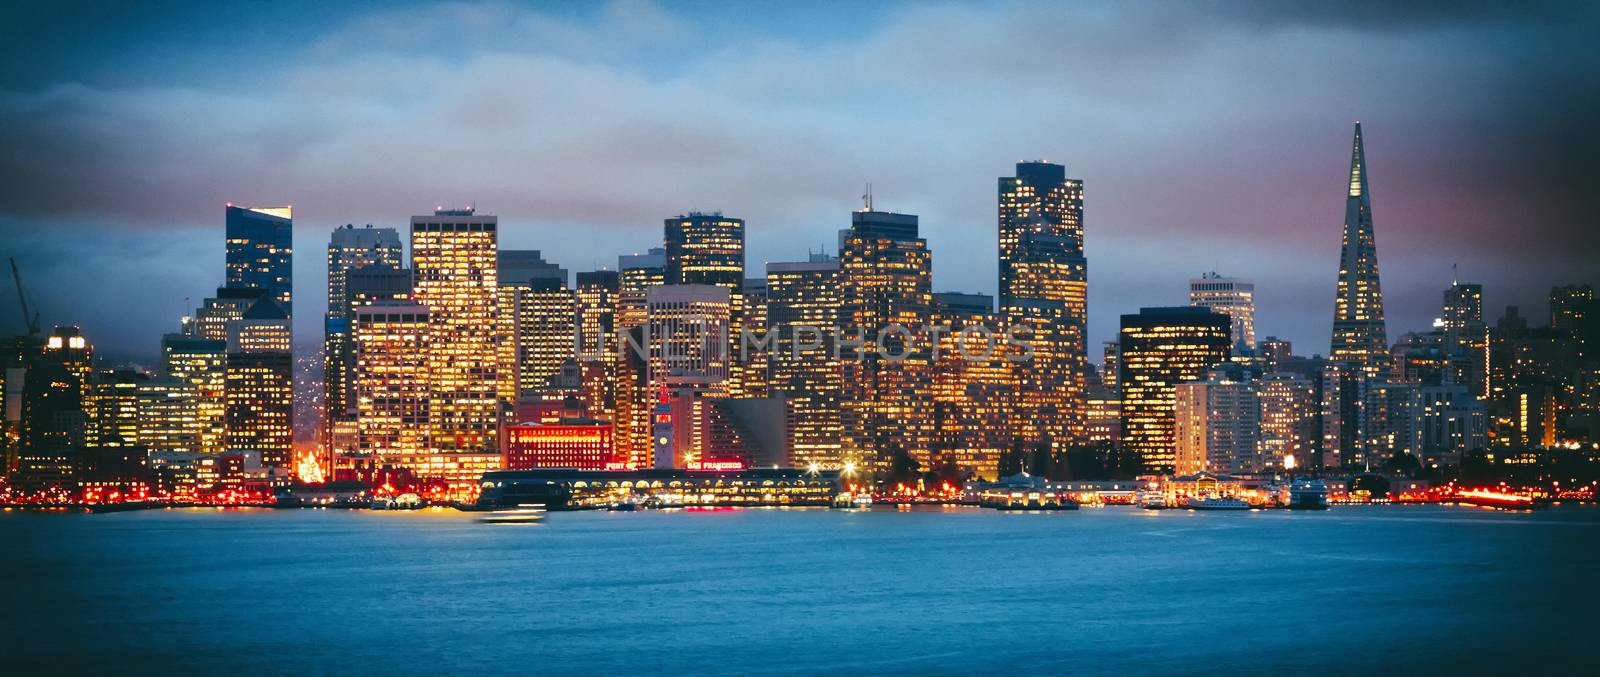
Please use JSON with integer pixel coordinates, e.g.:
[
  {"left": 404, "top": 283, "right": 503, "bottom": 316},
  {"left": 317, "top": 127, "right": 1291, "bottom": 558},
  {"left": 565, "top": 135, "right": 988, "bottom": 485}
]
[{"left": 0, "top": 0, "right": 1596, "bottom": 357}]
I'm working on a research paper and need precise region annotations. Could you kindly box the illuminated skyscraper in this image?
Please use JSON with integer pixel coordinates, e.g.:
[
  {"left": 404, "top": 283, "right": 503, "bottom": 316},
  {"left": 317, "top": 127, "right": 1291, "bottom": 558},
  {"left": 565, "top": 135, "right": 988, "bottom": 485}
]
[
  {"left": 87, "top": 368, "right": 147, "bottom": 448},
  {"left": 498, "top": 250, "right": 573, "bottom": 400},
  {"left": 1174, "top": 374, "right": 1259, "bottom": 475},
  {"left": 410, "top": 208, "right": 501, "bottom": 452},
  {"left": 1549, "top": 284, "right": 1593, "bottom": 332},
  {"left": 574, "top": 270, "right": 620, "bottom": 421},
  {"left": 225, "top": 205, "right": 294, "bottom": 318},
  {"left": 646, "top": 285, "right": 732, "bottom": 390},
  {"left": 840, "top": 209, "right": 935, "bottom": 466},
  {"left": 136, "top": 376, "right": 206, "bottom": 454},
  {"left": 665, "top": 213, "right": 744, "bottom": 288},
  {"left": 1256, "top": 371, "right": 1318, "bottom": 471},
  {"left": 767, "top": 254, "right": 845, "bottom": 468},
  {"left": 1442, "top": 280, "right": 1489, "bottom": 398},
  {"left": 225, "top": 298, "right": 293, "bottom": 468},
  {"left": 161, "top": 334, "right": 226, "bottom": 454},
  {"left": 190, "top": 287, "right": 267, "bottom": 341},
  {"left": 998, "top": 161, "right": 1087, "bottom": 448},
  {"left": 18, "top": 326, "right": 93, "bottom": 484},
  {"left": 354, "top": 302, "right": 432, "bottom": 455},
  {"left": 618, "top": 249, "right": 666, "bottom": 330},
  {"left": 930, "top": 292, "right": 1010, "bottom": 478},
  {"left": 1189, "top": 272, "right": 1256, "bottom": 352},
  {"left": 734, "top": 277, "right": 770, "bottom": 398},
  {"left": 1329, "top": 123, "right": 1389, "bottom": 378},
  {"left": 325, "top": 225, "right": 404, "bottom": 446},
  {"left": 1119, "top": 307, "right": 1231, "bottom": 474}
]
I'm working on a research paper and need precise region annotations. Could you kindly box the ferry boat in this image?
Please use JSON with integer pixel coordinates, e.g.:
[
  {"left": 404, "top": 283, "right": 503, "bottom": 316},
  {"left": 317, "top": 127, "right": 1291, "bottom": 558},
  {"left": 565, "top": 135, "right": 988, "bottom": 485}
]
[
  {"left": 832, "top": 492, "right": 873, "bottom": 509},
  {"left": 1288, "top": 479, "right": 1330, "bottom": 510},
  {"left": 980, "top": 489, "right": 1080, "bottom": 511},
  {"left": 1137, "top": 490, "right": 1168, "bottom": 510},
  {"left": 370, "top": 493, "right": 424, "bottom": 510},
  {"left": 1183, "top": 495, "right": 1251, "bottom": 511},
  {"left": 479, "top": 504, "right": 547, "bottom": 524}
]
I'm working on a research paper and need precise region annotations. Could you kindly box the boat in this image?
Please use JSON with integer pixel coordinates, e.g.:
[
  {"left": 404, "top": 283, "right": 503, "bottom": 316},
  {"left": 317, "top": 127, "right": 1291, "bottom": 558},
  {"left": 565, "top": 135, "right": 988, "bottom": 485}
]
[
  {"left": 370, "top": 493, "right": 425, "bottom": 510},
  {"left": 1288, "top": 479, "right": 1330, "bottom": 510},
  {"left": 1137, "top": 490, "right": 1168, "bottom": 510},
  {"left": 981, "top": 489, "right": 1080, "bottom": 511},
  {"left": 479, "top": 504, "right": 547, "bottom": 524},
  {"left": 1183, "top": 495, "right": 1251, "bottom": 511}
]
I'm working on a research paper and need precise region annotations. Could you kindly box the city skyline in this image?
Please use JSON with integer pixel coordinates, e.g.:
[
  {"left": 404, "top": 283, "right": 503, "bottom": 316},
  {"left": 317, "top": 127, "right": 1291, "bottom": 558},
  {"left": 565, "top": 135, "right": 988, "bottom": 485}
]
[{"left": 3, "top": 1, "right": 1598, "bottom": 361}]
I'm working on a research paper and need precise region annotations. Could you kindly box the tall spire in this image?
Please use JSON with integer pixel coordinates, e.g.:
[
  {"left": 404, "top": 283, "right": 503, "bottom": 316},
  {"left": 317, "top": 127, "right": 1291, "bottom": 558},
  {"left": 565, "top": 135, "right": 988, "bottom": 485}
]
[{"left": 1329, "top": 121, "right": 1389, "bottom": 378}]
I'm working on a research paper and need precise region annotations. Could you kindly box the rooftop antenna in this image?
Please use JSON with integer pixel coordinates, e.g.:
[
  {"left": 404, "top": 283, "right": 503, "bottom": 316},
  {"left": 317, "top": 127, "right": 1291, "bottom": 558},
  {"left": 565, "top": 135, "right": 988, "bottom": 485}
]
[
  {"left": 1452, "top": 262, "right": 1459, "bottom": 286},
  {"left": 862, "top": 183, "right": 873, "bottom": 212}
]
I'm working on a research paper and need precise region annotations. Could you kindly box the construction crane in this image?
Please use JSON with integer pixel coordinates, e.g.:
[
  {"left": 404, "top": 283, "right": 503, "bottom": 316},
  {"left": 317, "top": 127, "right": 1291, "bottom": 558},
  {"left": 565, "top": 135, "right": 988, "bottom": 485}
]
[{"left": 9, "top": 257, "right": 40, "bottom": 337}]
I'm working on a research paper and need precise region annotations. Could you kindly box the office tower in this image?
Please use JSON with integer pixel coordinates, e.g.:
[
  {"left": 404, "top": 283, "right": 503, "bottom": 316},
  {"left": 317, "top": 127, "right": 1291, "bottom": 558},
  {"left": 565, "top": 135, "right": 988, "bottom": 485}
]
[
  {"left": 1101, "top": 341, "right": 1120, "bottom": 394},
  {"left": 618, "top": 249, "right": 666, "bottom": 330},
  {"left": 1259, "top": 337, "right": 1292, "bottom": 368},
  {"left": 646, "top": 285, "right": 732, "bottom": 390},
  {"left": 930, "top": 292, "right": 1010, "bottom": 478},
  {"left": 136, "top": 376, "right": 206, "bottom": 454},
  {"left": 646, "top": 286, "right": 733, "bottom": 469},
  {"left": 1174, "top": 374, "right": 1259, "bottom": 475},
  {"left": 87, "top": 368, "right": 147, "bottom": 448},
  {"left": 18, "top": 326, "right": 93, "bottom": 484},
  {"left": 840, "top": 209, "right": 935, "bottom": 466},
  {"left": 1189, "top": 272, "right": 1256, "bottom": 352},
  {"left": 1360, "top": 379, "right": 1417, "bottom": 462},
  {"left": 1118, "top": 307, "right": 1231, "bottom": 474},
  {"left": 998, "top": 161, "right": 1087, "bottom": 448},
  {"left": 1084, "top": 384, "right": 1120, "bottom": 446},
  {"left": 1409, "top": 385, "right": 1487, "bottom": 465},
  {"left": 734, "top": 278, "right": 770, "bottom": 399},
  {"left": 498, "top": 250, "right": 574, "bottom": 400},
  {"left": 1550, "top": 285, "right": 1593, "bottom": 331},
  {"left": 190, "top": 287, "right": 268, "bottom": 341},
  {"left": 225, "top": 205, "right": 294, "bottom": 318},
  {"left": 608, "top": 250, "right": 666, "bottom": 461},
  {"left": 574, "top": 270, "right": 620, "bottom": 421},
  {"left": 1442, "top": 281, "right": 1490, "bottom": 398},
  {"left": 411, "top": 208, "right": 501, "bottom": 452},
  {"left": 353, "top": 302, "right": 432, "bottom": 455},
  {"left": 161, "top": 334, "right": 226, "bottom": 454},
  {"left": 1329, "top": 123, "right": 1390, "bottom": 378},
  {"left": 664, "top": 212, "right": 744, "bottom": 288},
  {"left": 224, "top": 298, "right": 293, "bottom": 468},
  {"left": 1256, "top": 371, "right": 1318, "bottom": 471},
  {"left": 326, "top": 264, "right": 413, "bottom": 443},
  {"left": 325, "top": 225, "right": 404, "bottom": 446},
  {"left": 327, "top": 225, "right": 405, "bottom": 314},
  {"left": 767, "top": 254, "right": 846, "bottom": 468},
  {"left": 1320, "top": 366, "right": 1363, "bottom": 469}
]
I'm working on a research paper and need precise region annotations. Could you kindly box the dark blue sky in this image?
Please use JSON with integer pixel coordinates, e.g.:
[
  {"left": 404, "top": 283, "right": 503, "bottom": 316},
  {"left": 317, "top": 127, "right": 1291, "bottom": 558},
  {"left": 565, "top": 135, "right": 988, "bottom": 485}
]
[{"left": 1, "top": 0, "right": 1596, "bottom": 363}]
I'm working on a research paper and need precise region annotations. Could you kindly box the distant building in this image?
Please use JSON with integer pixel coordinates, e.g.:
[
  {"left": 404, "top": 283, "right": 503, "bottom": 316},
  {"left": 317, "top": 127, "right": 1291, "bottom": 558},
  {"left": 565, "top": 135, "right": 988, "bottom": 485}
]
[
  {"left": 504, "top": 418, "right": 615, "bottom": 470},
  {"left": 1256, "top": 371, "right": 1318, "bottom": 471},
  {"left": 225, "top": 205, "right": 294, "bottom": 318},
  {"left": 411, "top": 208, "right": 501, "bottom": 453},
  {"left": 1189, "top": 272, "right": 1256, "bottom": 352},
  {"left": 354, "top": 302, "right": 432, "bottom": 456},
  {"left": 840, "top": 209, "right": 935, "bottom": 466},
  {"left": 1410, "top": 384, "right": 1487, "bottom": 465},
  {"left": 1118, "top": 307, "right": 1232, "bottom": 474},
  {"left": 225, "top": 298, "right": 293, "bottom": 469},
  {"left": 999, "top": 161, "right": 1087, "bottom": 449},
  {"left": 767, "top": 254, "right": 845, "bottom": 469},
  {"left": 325, "top": 225, "right": 404, "bottom": 447},
  {"left": 665, "top": 212, "right": 744, "bottom": 289},
  {"left": 1174, "top": 374, "right": 1259, "bottom": 475},
  {"left": 1328, "top": 123, "right": 1390, "bottom": 379}
]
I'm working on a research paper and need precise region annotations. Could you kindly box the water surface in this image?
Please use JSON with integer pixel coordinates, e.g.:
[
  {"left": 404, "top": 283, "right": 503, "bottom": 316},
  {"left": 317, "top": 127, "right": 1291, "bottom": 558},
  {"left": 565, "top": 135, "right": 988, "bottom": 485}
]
[{"left": 4, "top": 505, "right": 1597, "bottom": 674}]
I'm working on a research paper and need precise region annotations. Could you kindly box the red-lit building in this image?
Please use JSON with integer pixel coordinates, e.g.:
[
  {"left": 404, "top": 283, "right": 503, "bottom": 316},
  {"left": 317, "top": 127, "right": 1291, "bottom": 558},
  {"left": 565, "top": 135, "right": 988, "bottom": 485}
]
[{"left": 504, "top": 418, "right": 616, "bottom": 470}]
